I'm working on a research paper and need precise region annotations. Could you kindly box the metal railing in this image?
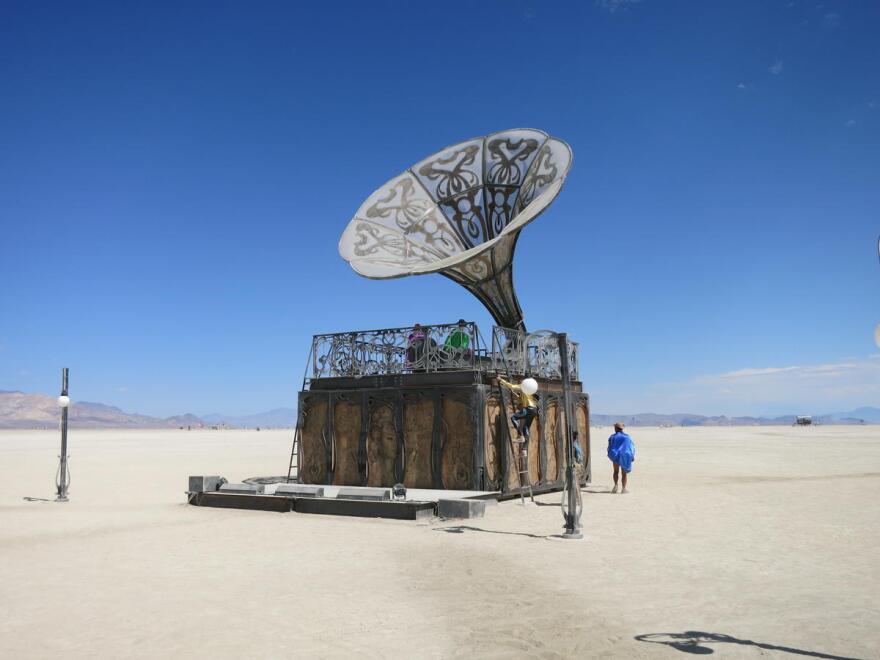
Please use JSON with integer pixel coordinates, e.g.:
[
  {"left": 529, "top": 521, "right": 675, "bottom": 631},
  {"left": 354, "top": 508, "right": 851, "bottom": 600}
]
[
  {"left": 491, "top": 327, "right": 580, "bottom": 381},
  {"left": 306, "top": 322, "right": 579, "bottom": 383}
]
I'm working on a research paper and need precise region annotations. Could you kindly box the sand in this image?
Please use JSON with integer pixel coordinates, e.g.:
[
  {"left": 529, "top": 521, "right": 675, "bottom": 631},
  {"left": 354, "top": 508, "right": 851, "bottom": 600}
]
[{"left": 1, "top": 425, "right": 877, "bottom": 659}]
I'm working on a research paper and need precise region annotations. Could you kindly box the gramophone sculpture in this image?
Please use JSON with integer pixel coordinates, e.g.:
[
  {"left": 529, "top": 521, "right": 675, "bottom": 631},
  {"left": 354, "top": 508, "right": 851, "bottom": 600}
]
[{"left": 292, "top": 130, "right": 589, "bottom": 498}]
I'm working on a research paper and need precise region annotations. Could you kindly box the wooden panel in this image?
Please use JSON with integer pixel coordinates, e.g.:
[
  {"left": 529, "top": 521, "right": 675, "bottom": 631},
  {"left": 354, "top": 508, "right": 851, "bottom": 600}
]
[
  {"left": 441, "top": 394, "right": 474, "bottom": 490},
  {"left": 332, "top": 397, "right": 362, "bottom": 486},
  {"left": 299, "top": 396, "right": 328, "bottom": 484},
  {"left": 366, "top": 401, "right": 397, "bottom": 487},
  {"left": 498, "top": 390, "right": 522, "bottom": 491},
  {"left": 505, "top": 425, "right": 521, "bottom": 491},
  {"left": 527, "top": 414, "right": 541, "bottom": 485},
  {"left": 403, "top": 397, "right": 434, "bottom": 488},
  {"left": 484, "top": 394, "right": 503, "bottom": 489},
  {"left": 576, "top": 400, "right": 589, "bottom": 484},
  {"left": 544, "top": 400, "right": 559, "bottom": 483}
]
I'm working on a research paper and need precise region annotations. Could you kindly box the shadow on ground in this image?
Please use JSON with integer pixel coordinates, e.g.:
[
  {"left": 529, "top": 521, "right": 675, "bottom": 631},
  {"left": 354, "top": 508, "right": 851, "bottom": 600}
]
[
  {"left": 582, "top": 487, "right": 618, "bottom": 495},
  {"left": 435, "top": 525, "right": 553, "bottom": 540},
  {"left": 634, "top": 631, "right": 862, "bottom": 660}
]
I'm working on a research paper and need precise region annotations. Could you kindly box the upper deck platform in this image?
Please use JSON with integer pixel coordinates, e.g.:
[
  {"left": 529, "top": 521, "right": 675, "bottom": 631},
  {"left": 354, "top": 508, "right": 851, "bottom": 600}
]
[{"left": 302, "top": 322, "right": 580, "bottom": 391}]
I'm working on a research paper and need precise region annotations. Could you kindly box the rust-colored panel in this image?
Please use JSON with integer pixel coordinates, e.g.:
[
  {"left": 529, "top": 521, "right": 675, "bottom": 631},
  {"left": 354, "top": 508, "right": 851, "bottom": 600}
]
[
  {"left": 332, "top": 398, "right": 362, "bottom": 486},
  {"left": 576, "top": 401, "right": 590, "bottom": 482},
  {"left": 560, "top": 407, "right": 568, "bottom": 479},
  {"left": 505, "top": 418, "right": 521, "bottom": 491},
  {"left": 403, "top": 397, "right": 434, "bottom": 488},
  {"left": 484, "top": 395, "right": 502, "bottom": 487},
  {"left": 440, "top": 395, "right": 473, "bottom": 490},
  {"left": 527, "top": 414, "right": 541, "bottom": 484},
  {"left": 498, "top": 394, "right": 528, "bottom": 490},
  {"left": 500, "top": 397, "right": 527, "bottom": 490},
  {"left": 366, "top": 401, "right": 397, "bottom": 487},
  {"left": 300, "top": 396, "right": 328, "bottom": 484},
  {"left": 544, "top": 401, "right": 559, "bottom": 483}
]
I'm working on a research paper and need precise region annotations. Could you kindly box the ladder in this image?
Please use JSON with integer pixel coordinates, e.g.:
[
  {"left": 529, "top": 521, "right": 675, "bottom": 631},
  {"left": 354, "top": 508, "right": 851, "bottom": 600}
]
[
  {"left": 286, "top": 424, "right": 301, "bottom": 483},
  {"left": 513, "top": 437, "right": 534, "bottom": 505},
  {"left": 498, "top": 383, "right": 534, "bottom": 505}
]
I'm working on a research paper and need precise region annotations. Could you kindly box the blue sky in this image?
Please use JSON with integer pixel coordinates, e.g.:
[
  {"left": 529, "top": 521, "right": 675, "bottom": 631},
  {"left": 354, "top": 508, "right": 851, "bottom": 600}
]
[{"left": 1, "top": 0, "right": 878, "bottom": 417}]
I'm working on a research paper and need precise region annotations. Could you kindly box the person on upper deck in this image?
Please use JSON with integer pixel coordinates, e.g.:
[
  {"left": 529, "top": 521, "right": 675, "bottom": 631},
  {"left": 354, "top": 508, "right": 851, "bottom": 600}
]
[
  {"left": 406, "top": 323, "right": 427, "bottom": 372},
  {"left": 444, "top": 319, "right": 471, "bottom": 350},
  {"left": 443, "top": 319, "right": 472, "bottom": 364}
]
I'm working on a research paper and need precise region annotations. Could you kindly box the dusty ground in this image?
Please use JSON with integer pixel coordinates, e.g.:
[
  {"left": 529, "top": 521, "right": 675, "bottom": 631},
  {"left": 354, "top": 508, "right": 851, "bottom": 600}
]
[{"left": 0, "top": 426, "right": 877, "bottom": 659}]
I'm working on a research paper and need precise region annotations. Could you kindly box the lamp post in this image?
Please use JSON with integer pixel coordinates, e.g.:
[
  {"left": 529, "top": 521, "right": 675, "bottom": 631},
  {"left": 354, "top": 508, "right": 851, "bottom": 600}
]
[
  {"left": 56, "top": 368, "right": 70, "bottom": 502},
  {"left": 557, "top": 334, "right": 583, "bottom": 539}
]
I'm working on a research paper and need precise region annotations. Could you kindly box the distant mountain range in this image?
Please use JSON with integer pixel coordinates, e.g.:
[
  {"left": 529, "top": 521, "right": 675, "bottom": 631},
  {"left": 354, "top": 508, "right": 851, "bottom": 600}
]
[
  {"left": 202, "top": 408, "right": 297, "bottom": 428},
  {"left": 1, "top": 390, "right": 877, "bottom": 429},
  {"left": 591, "top": 408, "right": 880, "bottom": 426},
  {"left": 0, "top": 390, "right": 206, "bottom": 429}
]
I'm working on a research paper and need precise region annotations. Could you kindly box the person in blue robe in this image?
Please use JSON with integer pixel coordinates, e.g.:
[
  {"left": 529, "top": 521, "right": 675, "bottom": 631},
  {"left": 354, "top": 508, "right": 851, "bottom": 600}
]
[{"left": 607, "top": 422, "right": 635, "bottom": 493}]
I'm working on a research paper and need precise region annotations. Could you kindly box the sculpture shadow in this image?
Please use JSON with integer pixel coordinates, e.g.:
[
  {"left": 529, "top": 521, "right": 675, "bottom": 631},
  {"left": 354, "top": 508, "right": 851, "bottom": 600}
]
[
  {"left": 634, "top": 631, "right": 862, "bottom": 660},
  {"left": 435, "top": 525, "right": 553, "bottom": 540},
  {"left": 533, "top": 488, "right": 592, "bottom": 505}
]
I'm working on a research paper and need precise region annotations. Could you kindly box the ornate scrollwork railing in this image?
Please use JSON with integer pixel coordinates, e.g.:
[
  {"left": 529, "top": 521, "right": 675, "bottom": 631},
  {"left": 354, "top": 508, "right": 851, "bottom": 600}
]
[
  {"left": 491, "top": 327, "right": 580, "bottom": 381},
  {"left": 307, "top": 322, "right": 579, "bottom": 382},
  {"left": 310, "top": 322, "right": 486, "bottom": 379},
  {"left": 490, "top": 325, "right": 527, "bottom": 375}
]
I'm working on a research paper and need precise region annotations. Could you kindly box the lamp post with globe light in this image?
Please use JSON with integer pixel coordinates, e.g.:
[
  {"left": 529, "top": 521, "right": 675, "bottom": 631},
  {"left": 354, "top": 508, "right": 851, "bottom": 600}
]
[{"left": 56, "top": 368, "right": 70, "bottom": 502}]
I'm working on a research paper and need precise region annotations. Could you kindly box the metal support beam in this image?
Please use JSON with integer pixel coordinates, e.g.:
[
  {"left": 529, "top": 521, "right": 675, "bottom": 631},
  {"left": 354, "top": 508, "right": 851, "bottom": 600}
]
[{"left": 557, "top": 335, "right": 582, "bottom": 539}]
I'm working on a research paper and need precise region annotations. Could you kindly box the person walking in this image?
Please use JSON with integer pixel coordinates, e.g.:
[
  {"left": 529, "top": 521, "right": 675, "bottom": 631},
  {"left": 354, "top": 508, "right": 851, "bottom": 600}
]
[{"left": 608, "top": 422, "right": 635, "bottom": 493}]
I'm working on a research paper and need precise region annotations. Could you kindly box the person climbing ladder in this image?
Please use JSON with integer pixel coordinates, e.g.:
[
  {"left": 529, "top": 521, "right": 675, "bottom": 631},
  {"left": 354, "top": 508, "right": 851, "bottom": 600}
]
[{"left": 498, "top": 376, "right": 539, "bottom": 443}]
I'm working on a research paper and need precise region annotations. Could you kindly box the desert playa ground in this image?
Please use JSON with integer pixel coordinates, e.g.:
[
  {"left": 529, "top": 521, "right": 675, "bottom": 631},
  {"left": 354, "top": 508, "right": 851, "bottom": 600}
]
[{"left": 1, "top": 426, "right": 877, "bottom": 659}]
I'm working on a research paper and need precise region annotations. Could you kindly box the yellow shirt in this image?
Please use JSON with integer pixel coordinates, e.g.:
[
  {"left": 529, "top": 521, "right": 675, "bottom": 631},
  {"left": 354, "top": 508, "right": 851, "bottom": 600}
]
[{"left": 499, "top": 377, "right": 537, "bottom": 409}]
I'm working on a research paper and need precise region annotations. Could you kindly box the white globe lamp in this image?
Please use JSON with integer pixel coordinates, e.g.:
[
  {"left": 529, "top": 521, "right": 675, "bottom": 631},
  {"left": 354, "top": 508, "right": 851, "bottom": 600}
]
[{"left": 521, "top": 378, "right": 538, "bottom": 395}]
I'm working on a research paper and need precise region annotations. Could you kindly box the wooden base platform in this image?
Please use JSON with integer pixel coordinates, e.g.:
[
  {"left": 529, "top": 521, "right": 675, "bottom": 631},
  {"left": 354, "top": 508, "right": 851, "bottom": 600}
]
[
  {"left": 188, "top": 491, "right": 437, "bottom": 520},
  {"left": 298, "top": 370, "right": 591, "bottom": 493}
]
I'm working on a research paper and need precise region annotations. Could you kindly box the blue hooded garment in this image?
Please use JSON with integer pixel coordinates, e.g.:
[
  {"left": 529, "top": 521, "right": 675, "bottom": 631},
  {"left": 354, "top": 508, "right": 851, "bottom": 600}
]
[{"left": 607, "top": 431, "right": 635, "bottom": 473}]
